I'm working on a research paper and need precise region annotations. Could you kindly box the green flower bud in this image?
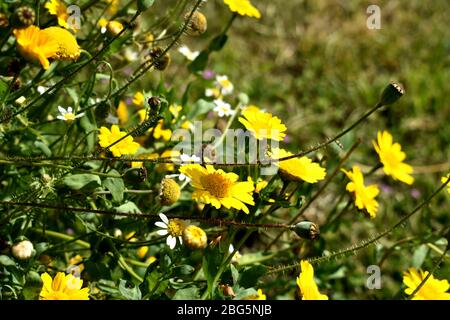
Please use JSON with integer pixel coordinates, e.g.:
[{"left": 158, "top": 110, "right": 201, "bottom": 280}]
[
  {"left": 293, "top": 221, "right": 320, "bottom": 240},
  {"left": 379, "top": 81, "right": 404, "bottom": 106}
]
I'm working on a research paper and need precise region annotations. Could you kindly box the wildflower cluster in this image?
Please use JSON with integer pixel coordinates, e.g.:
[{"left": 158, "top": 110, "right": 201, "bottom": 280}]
[{"left": 0, "top": 0, "right": 447, "bottom": 302}]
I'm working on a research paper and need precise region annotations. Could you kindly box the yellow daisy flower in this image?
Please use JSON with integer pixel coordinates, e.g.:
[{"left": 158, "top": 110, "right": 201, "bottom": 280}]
[
  {"left": 14, "top": 26, "right": 79, "bottom": 70},
  {"left": 39, "top": 272, "right": 89, "bottom": 300},
  {"left": 45, "top": 0, "right": 78, "bottom": 31},
  {"left": 238, "top": 106, "right": 287, "bottom": 141},
  {"left": 179, "top": 164, "right": 255, "bottom": 214},
  {"left": 296, "top": 260, "right": 328, "bottom": 300},
  {"left": 441, "top": 174, "right": 450, "bottom": 194},
  {"left": 223, "top": 0, "right": 261, "bottom": 19},
  {"left": 403, "top": 268, "right": 450, "bottom": 300},
  {"left": 373, "top": 131, "right": 414, "bottom": 185},
  {"left": 98, "top": 125, "right": 140, "bottom": 157},
  {"left": 341, "top": 166, "right": 379, "bottom": 218},
  {"left": 270, "top": 148, "right": 326, "bottom": 183},
  {"left": 13, "top": 25, "right": 58, "bottom": 70}
]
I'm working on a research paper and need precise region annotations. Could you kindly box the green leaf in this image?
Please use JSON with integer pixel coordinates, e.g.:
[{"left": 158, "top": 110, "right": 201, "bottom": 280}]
[
  {"left": 115, "top": 201, "right": 141, "bottom": 214},
  {"left": 0, "top": 78, "right": 8, "bottom": 100},
  {"left": 230, "top": 264, "right": 239, "bottom": 286},
  {"left": 172, "top": 287, "right": 199, "bottom": 300},
  {"left": 34, "top": 141, "right": 52, "bottom": 157},
  {"left": 238, "top": 265, "right": 267, "bottom": 288},
  {"left": 202, "top": 247, "right": 223, "bottom": 297},
  {"left": 0, "top": 255, "right": 15, "bottom": 266},
  {"left": 103, "top": 170, "right": 124, "bottom": 203},
  {"left": 186, "top": 99, "right": 215, "bottom": 119},
  {"left": 412, "top": 244, "right": 429, "bottom": 268},
  {"left": 234, "top": 287, "right": 258, "bottom": 300},
  {"left": 118, "top": 280, "right": 142, "bottom": 300},
  {"left": 209, "top": 34, "right": 228, "bottom": 52},
  {"left": 188, "top": 51, "right": 209, "bottom": 73},
  {"left": 63, "top": 174, "right": 101, "bottom": 190},
  {"left": 137, "top": 0, "right": 155, "bottom": 11}
]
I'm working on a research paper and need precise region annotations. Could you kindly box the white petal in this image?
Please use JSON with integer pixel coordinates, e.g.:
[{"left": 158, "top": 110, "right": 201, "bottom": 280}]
[
  {"left": 67, "top": 107, "right": 73, "bottom": 113},
  {"left": 167, "top": 236, "right": 176, "bottom": 249},
  {"left": 192, "top": 155, "right": 201, "bottom": 162},
  {"left": 75, "top": 112, "right": 85, "bottom": 118},
  {"left": 178, "top": 236, "right": 183, "bottom": 245},
  {"left": 57, "top": 116, "right": 67, "bottom": 121},
  {"left": 159, "top": 213, "right": 169, "bottom": 224},
  {"left": 58, "top": 106, "right": 66, "bottom": 114},
  {"left": 156, "top": 229, "right": 168, "bottom": 236},
  {"left": 155, "top": 221, "right": 167, "bottom": 229}
]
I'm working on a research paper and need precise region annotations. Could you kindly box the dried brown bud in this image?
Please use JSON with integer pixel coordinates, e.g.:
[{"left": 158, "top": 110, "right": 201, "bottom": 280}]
[
  {"left": 186, "top": 11, "right": 207, "bottom": 35},
  {"left": 13, "top": 6, "right": 35, "bottom": 28},
  {"left": 150, "top": 46, "right": 171, "bottom": 71},
  {"left": 0, "top": 12, "right": 9, "bottom": 28}
]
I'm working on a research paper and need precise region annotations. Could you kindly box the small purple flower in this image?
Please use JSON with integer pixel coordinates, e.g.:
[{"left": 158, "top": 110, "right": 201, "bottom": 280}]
[
  {"left": 66, "top": 228, "right": 74, "bottom": 235},
  {"left": 202, "top": 69, "right": 215, "bottom": 80},
  {"left": 122, "top": 67, "right": 133, "bottom": 76},
  {"left": 410, "top": 188, "right": 421, "bottom": 199},
  {"left": 283, "top": 135, "right": 291, "bottom": 143},
  {"left": 379, "top": 183, "right": 394, "bottom": 194}
]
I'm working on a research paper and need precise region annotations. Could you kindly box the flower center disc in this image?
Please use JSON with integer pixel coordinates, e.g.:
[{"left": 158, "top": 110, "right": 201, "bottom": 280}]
[
  {"left": 167, "top": 219, "right": 184, "bottom": 237},
  {"left": 201, "top": 173, "right": 230, "bottom": 198}
]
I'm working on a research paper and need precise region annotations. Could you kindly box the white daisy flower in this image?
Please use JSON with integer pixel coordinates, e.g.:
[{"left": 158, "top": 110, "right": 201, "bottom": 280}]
[
  {"left": 178, "top": 45, "right": 200, "bottom": 61},
  {"left": 155, "top": 213, "right": 187, "bottom": 249},
  {"left": 178, "top": 154, "right": 201, "bottom": 182},
  {"left": 213, "top": 99, "right": 235, "bottom": 117},
  {"left": 56, "top": 106, "right": 84, "bottom": 122},
  {"left": 215, "top": 75, "right": 234, "bottom": 96}
]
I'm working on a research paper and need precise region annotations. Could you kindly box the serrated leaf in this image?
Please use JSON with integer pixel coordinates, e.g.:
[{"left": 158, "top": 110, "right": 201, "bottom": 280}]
[{"left": 62, "top": 174, "right": 101, "bottom": 190}]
